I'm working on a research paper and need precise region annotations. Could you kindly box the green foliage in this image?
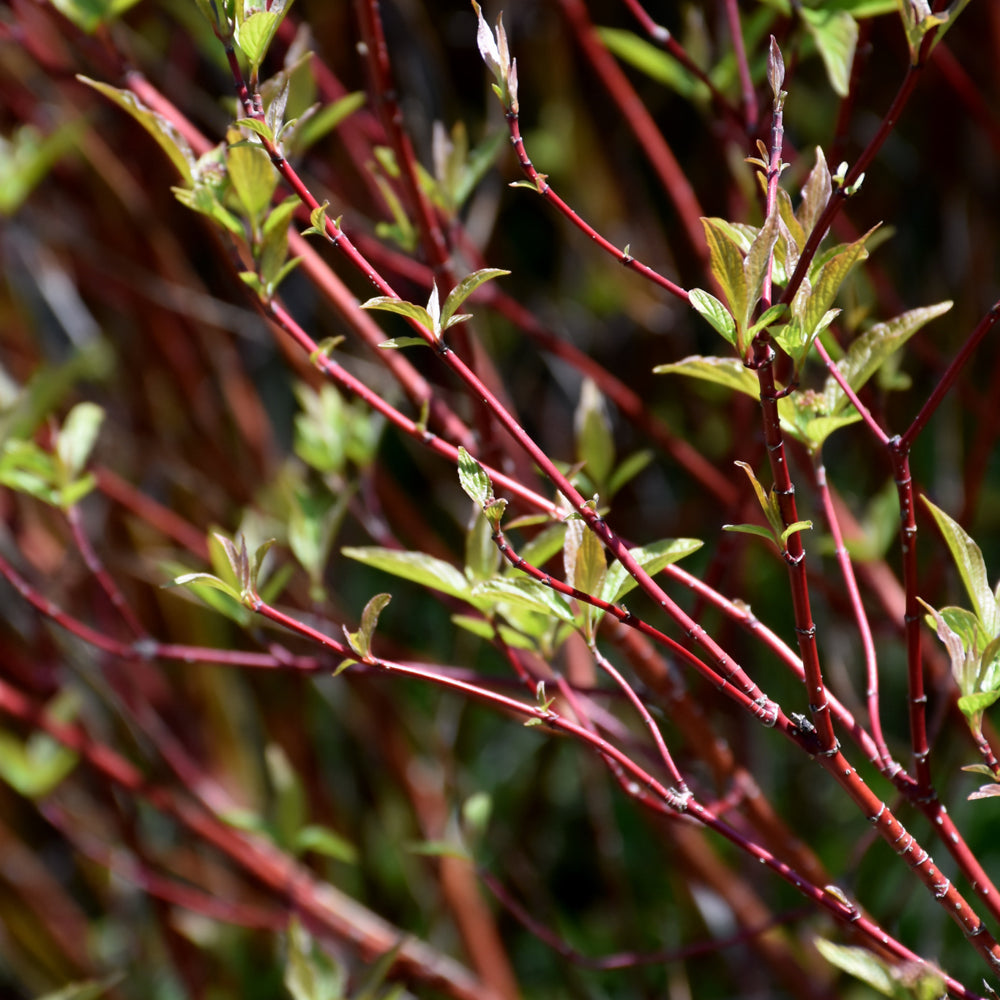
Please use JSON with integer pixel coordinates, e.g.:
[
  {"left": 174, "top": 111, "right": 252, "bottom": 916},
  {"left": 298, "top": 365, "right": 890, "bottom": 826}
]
[
  {"left": 0, "top": 691, "right": 79, "bottom": 798},
  {"left": 0, "top": 402, "right": 104, "bottom": 509}
]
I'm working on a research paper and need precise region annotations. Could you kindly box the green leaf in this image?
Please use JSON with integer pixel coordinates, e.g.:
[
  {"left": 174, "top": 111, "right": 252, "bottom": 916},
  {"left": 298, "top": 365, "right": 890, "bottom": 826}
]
[
  {"left": 958, "top": 690, "right": 1000, "bottom": 723},
  {"left": 780, "top": 520, "right": 813, "bottom": 544},
  {"left": 289, "top": 485, "right": 351, "bottom": 591},
  {"left": 600, "top": 538, "right": 703, "bottom": 606},
  {"left": 596, "top": 27, "right": 709, "bottom": 100},
  {"left": 51, "top": 0, "right": 141, "bottom": 33},
  {"left": 801, "top": 234, "right": 870, "bottom": 344},
  {"left": 440, "top": 268, "right": 510, "bottom": 329},
  {"left": 360, "top": 297, "right": 434, "bottom": 336},
  {"left": 472, "top": 577, "right": 576, "bottom": 623},
  {"left": 654, "top": 355, "right": 759, "bottom": 398},
  {"left": 192, "top": 0, "right": 232, "bottom": 38},
  {"left": 465, "top": 506, "right": 500, "bottom": 583},
  {"left": 800, "top": 9, "right": 859, "bottom": 97},
  {"left": 259, "top": 194, "right": 300, "bottom": 288},
  {"left": 227, "top": 140, "right": 277, "bottom": 226},
  {"left": 742, "top": 208, "right": 781, "bottom": 330},
  {"left": 378, "top": 337, "right": 429, "bottom": 349},
  {"left": 235, "top": 117, "right": 275, "bottom": 142},
  {"left": 356, "top": 592, "right": 392, "bottom": 659},
  {"left": 826, "top": 302, "right": 952, "bottom": 414},
  {"left": 457, "top": 447, "right": 492, "bottom": 506},
  {"left": 921, "top": 497, "right": 997, "bottom": 634},
  {"left": 0, "top": 727, "right": 78, "bottom": 798},
  {"left": 284, "top": 917, "right": 345, "bottom": 1000},
  {"left": 813, "top": 938, "right": 897, "bottom": 996},
  {"left": 342, "top": 547, "right": 470, "bottom": 600},
  {"left": 167, "top": 571, "right": 242, "bottom": 600},
  {"left": 404, "top": 839, "right": 472, "bottom": 861},
  {"left": 0, "top": 122, "right": 85, "bottom": 216},
  {"left": 575, "top": 378, "right": 614, "bottom": 487},
  {"left": 235, "top": 10, "right": 280, "bottom": 71},
  {"left": 451, "top": 614, "right": 496, "bottom": 641},
  {"left": 294, "top": 824, "right": 359, "bottom": 864},
  {"left": 606, "top": 449, "right": 653, "bottom": 499},
  {"left": 514, "top": 522, "right": 567, "bottom": 571},
  {"left": 689, "top": 289, "right": 737, "bottom": 347},
  {"left": 701, "top": 218, "right": 750, "bottom": 345},
  {"left": 266, "top": 743, "right": 306, "bottom": 850},
  {"left": 78, "top": 78, "right": 195, "bottom": 184},
  {"left": 797, "top": 147, "right": 833, "bottom": 243},
  {"left": 724, "top": 522, "right": 776, "bottom": 543},
  {"left": 293, "top": 92, "right": 367, "bottom": 153}
]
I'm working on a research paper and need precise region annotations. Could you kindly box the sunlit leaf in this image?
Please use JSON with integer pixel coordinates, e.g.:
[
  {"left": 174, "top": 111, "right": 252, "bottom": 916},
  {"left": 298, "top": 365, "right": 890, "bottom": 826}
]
[
  {"left": 921, "top": 497, "right": 997, "bottom": 634},
  {"left": 342, "top": 547, "right": 470, "bottom": 600},
  {"left": 654, "top": 355, "right": 759, "bottom": 398}
]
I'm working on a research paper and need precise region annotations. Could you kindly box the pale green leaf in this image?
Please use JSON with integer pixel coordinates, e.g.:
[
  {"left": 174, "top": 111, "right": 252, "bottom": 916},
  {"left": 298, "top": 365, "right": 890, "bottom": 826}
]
[
  {"left": 689, "top": 288, "right": 736, "bottom": 346},
  {"left": 78, "top": 78, "right": 195, "bottom": 184},
  {"left": 440, "top": 268, "right": 510, "bottom": 328},
  {"left": 701, "top": 218, "right": 749, "bottom": 339},
  {"left": 826, "top": 301, "right": 952, "bottom": 413},
  {"left": 294, "top": 824, "right": 358, "bottom": 864},
  {"left": 235, "top": 10, "right": 280, "bottom": 69},
  {"left": 359, "top": 297, "right": 434, "bottom": 334},
  {"left": 600, "top": 538, "right": 703, "bottom": 606},
  {"left": 596, "top": 27, "right": 709, "bottom": 101},
  {"left": 575, "top": 378, "right": 614, "bottom": 487},
  {"left": 723, "top": 523, "right": 775, "bottom": 541},
  {"left": 813, "top": 938, "right": 897, "bottom": 996},
  {"left": 227, "top": 140, "right": 277, "bottom": 223},
  {"left": 922, "top": 497, "right": 997, "bottom": 634},
  {"left": 342, "top": 547, "right": 470, "bottom": 600},
  {"left": 284, "top": 917, "right": 345, "bottom": 1000},
  {"left": 800, "top": 9, "right": 859, "bottom": 97},
  {"left": 653, "top": 355, "right": 759, "bottom": 397},
  {"left": 56, "top": 402, "right": 104, "bottom": 481},
  {"left": 472, "top": 577, "right": 575, "bottom": 623},
  {"left": 457, "top": 447, "right": 492, "bottom": 506}
]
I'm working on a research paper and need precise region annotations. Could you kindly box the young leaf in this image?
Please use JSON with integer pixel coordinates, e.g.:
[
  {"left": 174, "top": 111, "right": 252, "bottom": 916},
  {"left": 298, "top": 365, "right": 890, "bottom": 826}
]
[
  {"left": 688, "top": 288, "right": 737, "bottom": 346},
  {"left": 345, "top": 592, "right": 391, "bottom": 660},
  {"left": 922, "top": 497, "right": 998, "bottom": 635},
  {"left": 457, "top": 447, "right": 492, "bottom": 507},
  {"left": 797, "top": 147, "right": 833, "bottom": 243},
  {"left": 701, "top": 218, "right": 750, "bottom": 346},
  {"left": 378, "top": 337, "right": 429, "bottom": 350},
  {"left": 235, "top": 10, "right": 280, "bottom": 72},
  {"left": 440, "top": 268, "right": 510, "bottom": 329},
  {"left": 55, "top": 402, "right": 104, "bottom": 482},
  {"left": 360, "top": 297, "right": 435, "bottom": 339}
]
